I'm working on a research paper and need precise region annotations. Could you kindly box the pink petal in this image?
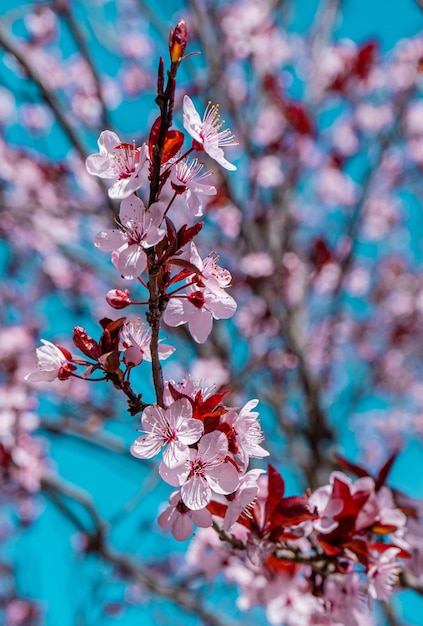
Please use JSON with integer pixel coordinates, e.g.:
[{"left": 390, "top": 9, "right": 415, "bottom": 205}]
[
  {"left": 117, "top": 244, "right": 147, "bottom": 280},
  {"left": 208, "top": 290, "right": 237, "bottom": 319},
  {"left": 163, "top": 298, "right": 188, "bottom": 327},
  {"left": 94, "top": 229, "right": 127, "bottom": 252},
  {"left": 198, "top": 431, "right": 228, "bottom": 461},
  {"left": 159, "top": 461, "right": 187, "bottom": 487},
  {"left": 177, "top": 418, "right": 203, "bottom": 445},
  {"left": 188, "top": 308, "right": 213, "bottom": 343},
  {"left": 181, "top": 475, "right": 211, "bottom": 510},
  {"left": 130, "top": 435, "right": 163, "bottom": 459},
  {"left": 163, "top": 440, "right": 190, "bottom": 468},
  {"left": 192, "top": 508, "right": 212, "bottom": 528},
  {"left": 120, "top": 195, "right": 144, "bottom": 226},
  {"left": 172, "top": 513, "right": 194, "bottom": 541},
  {"left": 207, "top": 462, "right": 240, "bottom": 495}
]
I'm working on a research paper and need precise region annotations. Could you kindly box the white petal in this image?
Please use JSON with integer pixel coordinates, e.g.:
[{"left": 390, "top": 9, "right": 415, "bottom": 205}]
[
  {"left": 182, "top": 95, "right": 203, "bottom": 143},
  {"left": 97, "top": 130, "right": 121, "bottom": 153},
  {"left": 25, "top": 369, "right": 57, "bottom": 382},
  {"left": 85, "top": 154, "right": 116, "bottom": 179}
]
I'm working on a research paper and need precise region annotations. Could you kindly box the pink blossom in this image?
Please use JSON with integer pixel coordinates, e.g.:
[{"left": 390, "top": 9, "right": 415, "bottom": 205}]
[
  {"left": 94, "top": 195, "right": 165, "bottom": 279},
  {"left": 163, "top": 284, "right": 237, "bottom": 343},
  {"left": 183, "top": 96, "right": 237, "bottom": 171},
  {"left": 25, "top": 339, "right": 74, "bottom": 383},
  {"left": 224, "top": 468, "right": 265, "bottom": 531},
  {"left": 158, "top": 490, "right": 212, "bottom": 541},
  {"left": 170, "top": 157, "right": 216, "bottom": 216},
  {"left": 223, "top": 399, "right": 269, "bottom": 470},
  {"left": 119, "top": 319, "right": 175, "bottom": 367},
  {"left": 367, "top": 548, "right": 402, "bottom": 601},
  {"left": 130, "top": 399, "right": 203, "bottom": 467},
  {"left": 159, "top": 431, "right": 240, "bottom": 510},
  {"left": 323, "top": 574, "right": 371, "bottom": 626},
  {"left": 85, "top": 130, "right": 148, "bottom": 199}
]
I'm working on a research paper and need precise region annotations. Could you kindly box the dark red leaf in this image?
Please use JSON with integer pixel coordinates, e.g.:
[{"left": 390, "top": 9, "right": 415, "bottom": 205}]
[
  {"left": 73, "top": 326, "right": 101, "bottom": 360},
  {"left": 375, "top": 450, "right": 399, "bottom": 490},
  {"left": 265, "top": 465, "right": 285, "bottom": 526},
  {"left": 335, "top": 454, "right": 369, "bottom": 479},
  {"left": 273, "top": 496, "right": 316, "bottom": 528},
  {"left": 177, "top": 222, "right": 204, "bottom": 249}
]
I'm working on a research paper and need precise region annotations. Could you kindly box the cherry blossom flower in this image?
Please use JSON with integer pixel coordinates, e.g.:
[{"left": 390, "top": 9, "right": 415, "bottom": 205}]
[
  {"left": 85, "top": 130, "right": 148, "bottom": 199},
  {"left": 170, "top": 157, "right": 216, "bottom": 216},
  {"left": 24, "top": 339, "right": 75, "bottom": 382},
  {"left": 163, "top": 284, "right": 237, "bottom": 343},
  {"left": 222, "top": 399, "right": 269, "bottom": 470},
  {"left": 159, "top": 431, "right": 240, "bottom": 510},
  {"left": 183, "top": 95, "right": 237, "bottom": 171},
  {"left": 130, "top": 399, "right": 203, "bottom": 468},
  {"left": 94, "top": 195, "right": 165, "bottom": 279},
  {"left": 224, "top": 468, "right": 265, "bottom": 531},
  {"left": 158, "top": 490, "right": 212, "bottom": 541},
  {"left": 367, "top": 548, "right": 402, "bottom": 601},
  {"left": 188, "top": 242, "right": 232, "bottom": 291},
  {"left": 119, "top": 319, "right": 175, "bottom": 367}
]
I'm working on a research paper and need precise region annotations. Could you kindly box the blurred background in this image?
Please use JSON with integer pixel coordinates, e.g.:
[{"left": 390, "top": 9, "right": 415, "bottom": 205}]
[{"left": 2, "top": 0, "right": 423, "bottom": 624}]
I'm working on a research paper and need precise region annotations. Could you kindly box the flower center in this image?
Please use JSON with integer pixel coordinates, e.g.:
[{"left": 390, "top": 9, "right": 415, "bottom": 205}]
[{"left": 112, "top": 143, "right": 141, "bottom": 179}]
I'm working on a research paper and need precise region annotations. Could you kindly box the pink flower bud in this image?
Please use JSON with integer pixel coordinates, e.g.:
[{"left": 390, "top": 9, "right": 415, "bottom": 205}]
[{"left": 106, "top": 289, "right": 132, "bottom": 309}]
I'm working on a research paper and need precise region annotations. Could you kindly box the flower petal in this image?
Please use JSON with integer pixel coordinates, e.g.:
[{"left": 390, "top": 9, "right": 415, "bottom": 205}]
[
  {"left": 94, "top": 229, "right": 127, "bottom": 251},
  {"left": 130, "top": 434, "right": 163, "bottom": 459},
  {"left": 181, "top": 475, "right": 211, "bottom": 510}
]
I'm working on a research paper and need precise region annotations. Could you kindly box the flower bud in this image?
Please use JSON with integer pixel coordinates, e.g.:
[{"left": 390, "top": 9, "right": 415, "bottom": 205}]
[
  {"left": 106, "top": 289, "right": 132, "bottom": 309},
  {"left": 169, "top": 20, "right": 188, "bottom": 64}
]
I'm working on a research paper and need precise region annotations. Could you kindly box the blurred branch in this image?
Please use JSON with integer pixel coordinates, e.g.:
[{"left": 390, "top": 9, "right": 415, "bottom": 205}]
[
  {"left": 0, "top": 24, "right": 88, "bottom": 162},
  {"left": 56, "top": 1, "right": 112, "bottom": 129},
  {"left": 400, "top": 570, "right": 423, "bottom": 596},
  {"left": 0, "top": 23, "right": 116, "bottom": 215},
  {"left": 42, "top": 475, "right": 237, "bottom": 626},
  {"left": 39, "top": 416, "right": 131, "bottom": 456}
]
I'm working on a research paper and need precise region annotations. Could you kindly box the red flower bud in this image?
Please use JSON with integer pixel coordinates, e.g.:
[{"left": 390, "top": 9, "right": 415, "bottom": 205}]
[
  {"left": 106, "top": 289, "right": 132, "bottom": 309},
  {"left": 169, "top": 20, "right": 188, "bottom": 64}
]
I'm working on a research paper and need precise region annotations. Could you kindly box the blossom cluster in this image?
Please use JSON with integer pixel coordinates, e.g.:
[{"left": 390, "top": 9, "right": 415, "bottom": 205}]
[{"left": 15, "top": 9, "right": 423, "bottom": 625}]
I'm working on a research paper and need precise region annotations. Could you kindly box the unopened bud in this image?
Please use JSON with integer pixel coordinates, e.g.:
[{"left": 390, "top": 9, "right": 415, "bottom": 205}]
[
  {"left": 169, "top": 20, "right": 188, "bottom": 64},
  {"left": 106, "top": 289, "right": 132, "bottom": 309}
]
